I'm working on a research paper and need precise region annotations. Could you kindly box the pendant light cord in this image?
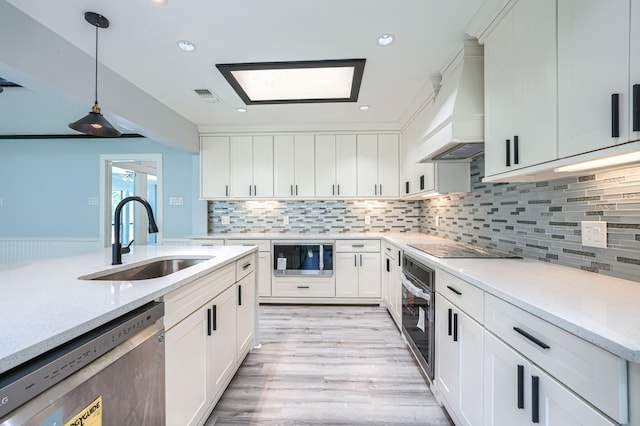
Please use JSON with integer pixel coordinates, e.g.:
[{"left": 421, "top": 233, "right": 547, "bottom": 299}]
[{"left": 94, "top": 23, "right": 99, "bottom": 105}]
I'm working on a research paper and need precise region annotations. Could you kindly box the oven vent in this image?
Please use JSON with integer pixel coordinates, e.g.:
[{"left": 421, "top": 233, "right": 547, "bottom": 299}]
[{"left": 193, "top": 88, "right": 222, "bottom": 103}]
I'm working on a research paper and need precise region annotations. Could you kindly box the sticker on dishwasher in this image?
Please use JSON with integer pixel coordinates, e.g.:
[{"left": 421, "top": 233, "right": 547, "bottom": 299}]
[
  {"left": 417, "top": 307, "right": 426, "bottom": 332},
  {"left": 277, "top": 257, "right": 287, "bottom": 270},
  {"left": 65, "top": 396, "right": 102, "bottom": 426}
]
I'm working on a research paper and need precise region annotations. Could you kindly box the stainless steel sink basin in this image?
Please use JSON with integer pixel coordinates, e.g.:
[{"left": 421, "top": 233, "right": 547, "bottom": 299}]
[{"left": 82, "top": 258, "right": 211, "bottom": 281}]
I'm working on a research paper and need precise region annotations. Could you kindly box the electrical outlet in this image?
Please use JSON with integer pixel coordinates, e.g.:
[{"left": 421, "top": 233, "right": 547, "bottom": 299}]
[
  {"left": 364, "top": 215, "right": 371, "bottom": 225},
  {"left": 221, "top": 215, "right": 230, "bottom": 225},
  {"left": 435, "top": 216, "right": 440, "bottom": 226},
  {"left": 581, "top": 221, "right": 607, "bottom": 248},
  {"left": 169, "top": 196, "right": 184, "bottom": 206},
  {"left": 283, "top": 215, "right": 289, "bottom": 225}
]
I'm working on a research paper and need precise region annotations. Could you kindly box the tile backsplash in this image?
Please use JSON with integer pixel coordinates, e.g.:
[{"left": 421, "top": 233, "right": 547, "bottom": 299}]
[
  {"left": 208, "top": 199, "right": 421, "bottom": 233},
  {"left": 421, "top": 155, "right": 640, "bottom": 282}
]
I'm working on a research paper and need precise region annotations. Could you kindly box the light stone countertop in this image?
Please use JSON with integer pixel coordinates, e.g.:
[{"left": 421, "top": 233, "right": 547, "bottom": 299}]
[
  {"left": 194, "top": 232, "right": 640, "bottom": 363},
  {"left": 0, "top": 244, "right": 256, "bottom": 375}
]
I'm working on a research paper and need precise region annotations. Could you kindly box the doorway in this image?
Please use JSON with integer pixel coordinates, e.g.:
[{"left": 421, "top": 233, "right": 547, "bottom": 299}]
[{"left": 100, "top": 154, "right": 163, "bottom": 248}]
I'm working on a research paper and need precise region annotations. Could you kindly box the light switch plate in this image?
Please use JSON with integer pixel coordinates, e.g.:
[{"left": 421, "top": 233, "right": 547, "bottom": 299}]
[
  {"left": 169, "top": 196, "right": 183, "bottom": 206},
  {"left": 581, "top": 221, "right": 607, "bottom": 248},
  {"left": 221, "top": 215, "right": 230, "bottom": 225},
  {"left": 87, "top": 197, "right": 100, "bottom": 206}
]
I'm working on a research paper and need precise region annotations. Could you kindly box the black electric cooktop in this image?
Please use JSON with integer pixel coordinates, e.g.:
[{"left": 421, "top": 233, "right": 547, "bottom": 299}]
[{"left": 409, "top": 243, "right": 521, "bottom": 259}]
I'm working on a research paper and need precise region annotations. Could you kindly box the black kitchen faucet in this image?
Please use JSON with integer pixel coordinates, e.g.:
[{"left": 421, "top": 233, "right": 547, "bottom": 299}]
[{"left": 112, "top": 196, "right": 159, "bottom": 265}]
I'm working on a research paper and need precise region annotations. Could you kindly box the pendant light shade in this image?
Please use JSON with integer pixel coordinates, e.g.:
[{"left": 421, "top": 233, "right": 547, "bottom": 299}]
[{"left": 68, "top": 12, "right": 121, "bottom": 138}]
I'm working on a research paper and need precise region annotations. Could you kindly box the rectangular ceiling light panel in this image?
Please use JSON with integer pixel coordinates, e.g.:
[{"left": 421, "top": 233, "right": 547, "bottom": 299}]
[{"left": 216, "top": 59, "right": 365, "bottom": 105}]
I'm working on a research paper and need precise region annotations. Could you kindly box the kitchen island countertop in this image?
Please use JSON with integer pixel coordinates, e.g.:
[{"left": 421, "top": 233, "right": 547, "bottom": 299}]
[{"left": 0, "top": 244, "right": 256, "bottom": 375}]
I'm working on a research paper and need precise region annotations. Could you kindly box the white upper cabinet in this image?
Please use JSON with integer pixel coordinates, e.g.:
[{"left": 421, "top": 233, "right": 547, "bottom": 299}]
[
  {"left": 273, "top": 134, "right": 315, "bottom": 198},
  {"left": 483, "top": 0, "right": 557, "bottom": 178},
  {"left": 557, "top": 0, "right": 631, "bottom": 157},
  {"left": 201, "top": 136, "right": 230, "bottom": 199},
  {"left": 230, "top": 135, "right": 273, "bottom": 198},
  {"left": 356, "top": 134, "right": 399, "bottom": 197},
  {"left": 315, "top": 134, "right": 357, "bottom": 197}
]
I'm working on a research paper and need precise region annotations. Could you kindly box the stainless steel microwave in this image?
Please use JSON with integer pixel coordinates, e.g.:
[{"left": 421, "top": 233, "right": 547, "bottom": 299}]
[{"left": 272, "top": 243, "right": 334, "bottom": 276}]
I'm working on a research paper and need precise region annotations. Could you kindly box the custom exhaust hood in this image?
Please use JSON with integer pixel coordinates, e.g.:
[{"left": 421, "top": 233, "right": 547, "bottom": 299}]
[{"left": 416, "top": 41, "right": 484, "bottom": 161}]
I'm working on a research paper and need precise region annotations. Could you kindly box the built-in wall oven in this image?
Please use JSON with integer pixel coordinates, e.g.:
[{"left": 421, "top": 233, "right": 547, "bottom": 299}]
[
  {"left": 401, "top": 254, "right": 435, "bottom": 381},
  {"left": 273, "top": 242, "right": 334, "bottom": 276}
]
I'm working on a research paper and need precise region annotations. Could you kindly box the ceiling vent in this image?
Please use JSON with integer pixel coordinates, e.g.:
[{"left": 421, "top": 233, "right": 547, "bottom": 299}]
[{"left": 194, "top": 89, "right": 222, "bottom": 103}]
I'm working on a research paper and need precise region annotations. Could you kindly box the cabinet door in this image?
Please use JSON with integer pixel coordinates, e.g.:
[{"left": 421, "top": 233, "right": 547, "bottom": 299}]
[
  {"left": 273, "top": 135, "right": 295, "bottom": 198},
  {"left": 252, "top": 136, "right": 273, "bottom": 198},
  {"left": 533, "top": 366, "right": 617, "bottom": 426},
  {"left": 356, "top": 134, "right": 379, "bottom": 197},
  {"left": 258, "top": 251, "right": 271, "bottom": 297},
  {"left": 458, "top": 309, "right": 484, "bottom": 426},
  {"left": 378, "top": 134, "right": 399, "bottom": 197},
  {"left": 558, "top": 0, "right": 630, "bottom": 157},
  {"left": 208, "top": 285, "right": 237, "bottom": 400},
  {"left": 435, "top": 294, "right": 459, "bottom": 409},
  {"left": 165, "top": 306, "right": 210, "bottom": 426},
  {"left": 484, "top": 332, "right": 530, "bottom": 426},
  {"left": 315, "top": 134, "right": 337, "bottom": 197},
  {"left": 236, "top": 275, "right": 256, "bottom": 358},
  {"left": 358, "top": 252, "right": 381, "bottom": 298},
  {"left": 335, "top": 134, "right": 357, "bottom": 197},
  {"left": 382, "top": 255, "right": 393, "bottom": 308},
  {"left": 335, "top": 252, "right": 359, "bottom": 297},
  {"left": 484, "top": 9, "right": 515, "bottom": 177},
  {"left": 294, "top": 134, "right": 316, "bottom": 197},
  {"left": 201, "top": 136, "right": 230, "bottom": 198},
  {"left": 230, "top": 135, "right": 254, "bottom": 198}
]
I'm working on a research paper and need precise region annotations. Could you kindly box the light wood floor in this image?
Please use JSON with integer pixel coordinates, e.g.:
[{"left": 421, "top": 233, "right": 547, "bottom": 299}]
[{"left": 205, "top": 305, "right": 452, "bottom": 426}]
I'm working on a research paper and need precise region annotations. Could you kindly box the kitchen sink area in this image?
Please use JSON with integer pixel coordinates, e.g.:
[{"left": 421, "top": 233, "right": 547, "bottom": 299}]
[{"left": 79, "top": 257, "right": 212, "bottom": 281}]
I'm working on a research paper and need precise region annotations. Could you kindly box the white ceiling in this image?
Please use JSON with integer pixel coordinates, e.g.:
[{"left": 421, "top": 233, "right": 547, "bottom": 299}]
[{"left": 1, "top": 0, "right": 483, "bottom": 136}]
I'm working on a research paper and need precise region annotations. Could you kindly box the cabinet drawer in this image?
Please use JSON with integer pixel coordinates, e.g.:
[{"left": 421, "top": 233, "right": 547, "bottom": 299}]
[
  {"left": 485, "top": 293, "right": 628, "bottom": 423},
  {"left": 382, "top": 241, "right": 401, "bottom": 261},
  {"left": 436, "top": 270, "right": 484, "bottom": 324},
  {"left": 336, "top": 239, "right": 380, "bottom": 252},
  {"left": 163, "top": 263, "right": 236, "bottom": 330},
  {"left": 191, "top": 238, "right": 224, "bottom": 246},
  {"left": 272, "top": 278, "right": 335, "bottom": 298},
  {"left": 236, "top": 254, "right": 255, "bottom": 280},
  {"left": 226, "top": 239, "right": 270, "bottom": 252}
]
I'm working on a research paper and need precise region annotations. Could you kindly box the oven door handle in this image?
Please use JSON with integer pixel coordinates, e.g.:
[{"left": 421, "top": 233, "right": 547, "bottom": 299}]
[{"left": 401, "top": 273, "right": 432, "bottom": 302}]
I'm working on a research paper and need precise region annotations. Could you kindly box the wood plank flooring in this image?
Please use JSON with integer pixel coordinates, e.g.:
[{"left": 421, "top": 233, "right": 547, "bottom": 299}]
[{"left": 205, "top": 305, "right": 451, "bottom": 426}]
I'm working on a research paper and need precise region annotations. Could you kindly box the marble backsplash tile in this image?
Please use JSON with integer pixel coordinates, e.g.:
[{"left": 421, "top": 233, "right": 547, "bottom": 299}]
[{"left": 421, "top": 155, "right": 640, "bottom": 282}]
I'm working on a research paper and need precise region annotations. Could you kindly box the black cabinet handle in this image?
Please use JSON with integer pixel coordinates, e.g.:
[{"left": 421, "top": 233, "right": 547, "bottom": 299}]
[
  {"left": 207, "top": 308, "right": 212, "bottom": 336},
  {"left": 379, "top": 184, "right": 382, "bottom": 195},
  {"left": 386, "top": 258, "right": 390, "bottom": 272},
  {"left": 225, "top": 185, "right": 229, "bottom": 197},
  {"left": 634, "top": 84, "right": 640, "bottom": 131},
  {"left": 453, "top": 313, "right": 458, "bottom": 342},
  {"left": 448, "top": 308, "right": 453, "bottom": 336},
  {"left": 375, "top": 184, "right": 378, "bottom": 195},
  {"left": 242, "top": 263, "right": 251, "bottom": 270},
  {"left": 211, "top": 305, "right": 217, "bottom": 331},
  {"left": 295, "top": 184, "right": 298, "bottom": 196},
  {"left": 249, "top": 185, "right": 252, "bottom": 196},
  {"left": 612, "top": 93, "right": 620, "bottom": 138},
  {"left": 447, "top": 285, "right": 462, "bottom": 296},
  {"left": 290, "top": 185, "right": 293, "bottom": 196},
  {"left": 405, "top": 181, "right": 410, "bottom": 194},
  {"left": 297, "top": 285, "right": 310, "bottom": 289},
  {"left": 360, "top": 254, "right": 363, "bottom": 267},
  {"left": 254, "top": 185, "right": 257, "bottom": 196},
  {"left": 517, "top": 365, "right": 524, "bottom": 409},
  {"left": 514, "top": 327, "right": 550, "bottom": 350},
  {"left": 337, "top": 184, "right": 340, "bottom": 195},
  {"left": 332, "top": 184, "right": 335, "bottom": 196},
  {"left": 514, "top": 135, "right": 519, "bottom": 165},
  {"left": 354, "top": 254, "right": 357, "bottom": 267},
  {"left": 238, "top": 285, "right": 242, "bottom": 306},
  {"left": 398, "top": 251, "right": 401, "bottom": 267},
  {"left": 505, "top": 139, "right": 511, "bottom": 167},
  {"left": 532, "top": 376, "right": 540, "bottom": 423},
  {"left": 419, "top": 175, "right": 425, "bottom": 191}
]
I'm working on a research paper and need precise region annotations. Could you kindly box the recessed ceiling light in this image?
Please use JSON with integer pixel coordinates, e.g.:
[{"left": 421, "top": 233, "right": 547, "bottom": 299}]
[
  {"left": 359, "top": 105, "right": 370, "bottom": 111},
  {"left": 216, "top": 59, "right": 366, "bottom": 105},
  {"left": 177, "top": 40, "right": 195, "bottom": 52},
  {"left": 378, "top": 34, "right": 394, "bottom": 46},
  {"left": 236, "top": 107, "right": 247, "bottom": 113},
  {"left": 153, "top": 0, "right": 168, "bottom": 4}
]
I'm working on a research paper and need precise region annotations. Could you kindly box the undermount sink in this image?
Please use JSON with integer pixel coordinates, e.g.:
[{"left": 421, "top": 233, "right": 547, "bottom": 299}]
[{"left": 81, "top": 258, "right": 211, "bottom": 281}]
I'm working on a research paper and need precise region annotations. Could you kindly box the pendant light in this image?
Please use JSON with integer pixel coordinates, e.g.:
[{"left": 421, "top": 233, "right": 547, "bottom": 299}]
[{"left": 68, "top": 12, "right": 121, "bottom": 137}]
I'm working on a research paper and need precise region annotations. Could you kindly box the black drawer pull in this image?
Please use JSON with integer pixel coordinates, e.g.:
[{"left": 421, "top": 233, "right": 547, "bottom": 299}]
[
  {"left": 513, "top": 135, "right": 519, "bottom": 165},
  {"left": 505, "top": 139, "right": 511, "bottom": 167},
  {"left": 238, "top": 285, "right": 242, "bottom": 306},
  {"left": 453, "top": 313, "right": 458, "bottom": 342},
  {"left": 517, "top": 365, "right": 524, "bottom": 409},
  {"left": 447, "top": 308, "right": 453, "bottom": 336},
  {"left": 297, "top": 285, "right": 310, "bottom": 289},
  {"left": 447, "top": 285, "right": 462, "bottom": 296},
  {"left": 612, "top": 93, "right": 620, "bottom": 138},
  {"left": 211, "top": 305, "right": 217, "bottom": 331},
  {"left": 532, "top": 375, "right": 540, "bottom": 423},
  {"left": 634, "top": 84, "right": 640, "bottom": 131},
  {"left": 242, "top": 263, "right": 251, "bottom": 270},
  {"left": 207, "top": 308, "right": 212, "bottom": 336},
  {"left": 514, "top": 327, "right": 550, "bottom": 350}
]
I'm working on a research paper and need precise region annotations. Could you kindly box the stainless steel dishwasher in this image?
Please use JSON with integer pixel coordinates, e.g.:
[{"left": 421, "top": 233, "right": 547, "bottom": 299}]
[{"left": 0, "top": 302, "right": 165, "bottom": 425}]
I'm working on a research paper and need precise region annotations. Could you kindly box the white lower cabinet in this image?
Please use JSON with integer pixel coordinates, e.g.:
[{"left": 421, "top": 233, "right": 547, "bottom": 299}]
[
  {"left": 335, "top": 243, "right": 381, "bottom": 299},
  {"left": 434, "top": 293, "right": 483, "bottom": 426},
  {"left": 164, "top": 255, "right": 257, "bottom": 426},
  {"left": 484, "top": 332, "right": 615, "bottom": 426}
]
